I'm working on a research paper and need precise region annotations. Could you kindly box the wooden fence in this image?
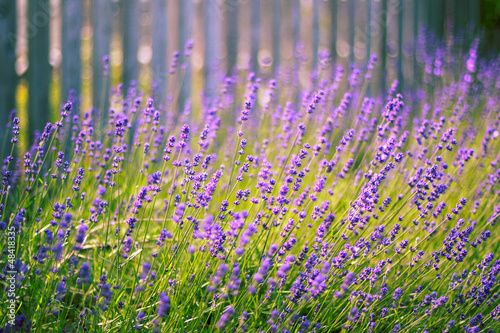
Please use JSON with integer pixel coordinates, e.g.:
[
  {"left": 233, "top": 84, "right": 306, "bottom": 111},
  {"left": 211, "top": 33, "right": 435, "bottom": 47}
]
[{"left": 0, "top": 0, "right": 481, "bottom": 144}]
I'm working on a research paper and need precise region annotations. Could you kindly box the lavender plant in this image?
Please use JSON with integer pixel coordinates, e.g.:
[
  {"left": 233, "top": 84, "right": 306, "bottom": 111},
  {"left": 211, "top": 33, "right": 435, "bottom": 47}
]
[{"left": 2, "top": 38, "right": 500, "bottom": 333}]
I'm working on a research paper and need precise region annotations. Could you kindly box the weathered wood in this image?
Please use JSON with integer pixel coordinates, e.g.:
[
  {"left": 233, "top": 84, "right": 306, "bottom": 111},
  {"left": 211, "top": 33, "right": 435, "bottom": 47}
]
[
  {"left": 397, "top": 0, "right": 403, "bottom": 92},
  {"left": 204, "top": 0, "right": 221, "bottom": 101},
  {"left": 92, "top": 0, "right": 112, "bottom": 122},
  {"left": 330, "top": 0, "right": 338, "bottom": 63},
  {"left": 416, "top": 0, "right": 429, "bottom": 57},
  {"left": 366, "top": 0, "right": 372, "bottom": 60},
  {"left": 413, "top": 0, "right": 419, "bottom": 76},
  {"left": 428, "top": 0, "right": 444, "bottom": 38},
  {"left": 444, "top": 0, "right": 453, "bottom": 37},
  {"left": 250, "top": 0, "right": 260, "bottom": 73},
  {"left": 0, "top": 0, "right": 17, "bottom": 146},
  {"left": 178, "top": 0, "right": 193, "bottom": 113},
  {"left": 365, "top": 0, "right": 373, "bottom": 96},
  {"left": 380, "top": 0, "right": 387, "bottom": 97},
  {"left": 454, "top": 0, "right": 468, "bottom": 40},
  {"left": 152, "top": 0, "right": 168, "bottom": 103},
  {"left": 348, "top": 0, "right": 355, "bottom": 65},
  {"left": 28, "top": 0, "right": 51, "bottom": 144},
  {"left": 2, "top": 0, "right": 485, "bottom": 140},
  {"left": 122, "top": 0, "right": 141, "bottom": 93},
  {"left": 412, "top": 0, "right": 419, "bottom": 109},
  {"left": 468, "top": 0, "right": 480, "bottom": 34},
  {"left": 272, "top": 0, "right": 281, "bottom": 75},
  {"left": 61, "top": 0, "right": 82, "bottom": 109},
  {"left": 453, "top": 0, "right": 472, "bottom": 51},
  {"left": 292, "top": 0, "right": 300, "bottom": 51},
  {"left": 312, "top": 0, "right": 319, "bottom": 69},
  {"left": 225, "top": 0, "right": 239, "bottom": 76}
]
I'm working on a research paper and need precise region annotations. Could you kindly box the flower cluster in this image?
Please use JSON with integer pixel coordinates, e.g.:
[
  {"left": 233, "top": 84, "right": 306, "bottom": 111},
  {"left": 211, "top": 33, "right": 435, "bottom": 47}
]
[{"left": 1, "top": 35, "right": 500, "bottom": 333}]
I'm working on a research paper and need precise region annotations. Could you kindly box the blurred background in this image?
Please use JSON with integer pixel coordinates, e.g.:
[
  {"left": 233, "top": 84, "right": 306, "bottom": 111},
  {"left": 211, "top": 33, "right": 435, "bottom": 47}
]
[{"left": 0, "top": 0, "right": 499, "bottom": 145}]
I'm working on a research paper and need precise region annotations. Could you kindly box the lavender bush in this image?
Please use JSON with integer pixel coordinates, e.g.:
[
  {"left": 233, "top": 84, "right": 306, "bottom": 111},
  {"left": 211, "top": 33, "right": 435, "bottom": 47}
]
[{"left": 2, "top": 38, "right": 500, "bottom": 332}]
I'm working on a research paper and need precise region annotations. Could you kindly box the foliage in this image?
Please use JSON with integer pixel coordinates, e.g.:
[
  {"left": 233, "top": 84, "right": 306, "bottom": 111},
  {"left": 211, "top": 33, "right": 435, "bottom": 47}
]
[{"left": 1, "top": 37, "right": 500, "bottom": 333}]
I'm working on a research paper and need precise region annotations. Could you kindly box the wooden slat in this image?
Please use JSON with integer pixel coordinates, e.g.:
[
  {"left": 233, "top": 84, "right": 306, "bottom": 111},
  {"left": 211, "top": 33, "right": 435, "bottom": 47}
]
[
  {"left": 348, "top": 0, "right": 355, "bottom": 65},
  {"left": 412, "top": 0, "right": 419, "bottom": 110},
  {"left": 397, "top": 0, "right": 403, "bottom": 92},
  {"left": 152, "top": 0, "right": 168, "bottom": 104},
  {"left": 178, "top": 0, "right": 193, "bottom": 113},
  {"left": 468, "top": 0, "right": 480, "bottom": 34},
  {"left": 454, "top": 0, "right": 468, "bottom": 37},
  {"left": 250, "top": 0, "right": 260, "bottom": 73},
  {"left": 28, "top": 0, "right": 51, "bottom": 144},
  {"left": 366, "top": 0, "right": 372, "bottom": 60},
  {"left": 0, "top": 0, "right": 17, "bottom": 147},
  {"left": 204, "top": 0, "right": 221, "bottom": 101},
  {"left": 312, "top": 0, "right": 319, "bottom": 70},
  {"left": 92, "top": 0, "right": 112, "bottom": 125},
  {"left": 413, "top": 0, "right": 419, "bottom": 69},
  {"left": 225, "top": 0, "right": 239, "bottom": 76},
  {"left": 366, "top": 0, "right": 373, "bottom": 96},
  {"left": 428, "top": 0, "right": 444, "bottom": 38},
  {"left": 330, "top": 0, "right": 338, "bottom": 64},
  {"left": 61, "top": 0, "right": 83, "bottom": 108},
  {"left": 122, "top": 0, "right": 141, "bottom": 93},
  {"left": 272, "top": 0, "right": 281, "bottom": 75},
  {"left": 380, "top": 0, "right": 387, "bottom": 97},
  {"left": 292, "top": 0, "right": 300, "bottom": 51}
]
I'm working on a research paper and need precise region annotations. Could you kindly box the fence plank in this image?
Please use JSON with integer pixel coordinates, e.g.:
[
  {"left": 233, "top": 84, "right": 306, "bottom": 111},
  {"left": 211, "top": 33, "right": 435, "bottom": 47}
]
[
  {"left": 444, "top": 0, "right": 453, "bottom": 37},
  {"left": 122, "top": 0, "right": 141, "bottom": 93},
  {"left": 330, "top": 0, "right": 337, "bottom": 63},
  {"left": 61, "top": 0, "right": 82, "bottom": 108},
  {"left": 468, "top": 0, "right": 480, "bottom": 35},
  {"left": 225, "top": 0, "right": 239, "bottom": 76},
  {"left": 152, "top": 0, "right": 167, "bottom": 104},
  {"left": 428, "top": 0, "right": 444, "bottom": 38},
  {"left": 178, "top": 0, "right": 193, "bottom": 113},
  {"left": 400, "top": 0, "right": 414, "bottom": 92},
  {"left": 365, "top": 0, "right": 373, "bottom": 96},
  {"left": 454, "top": 0, "right": 468, "bottom": 32},
  {"left": 0, "top": 0, "right": 17, "bottom": 146},
  {"left": 28, "top": 0, "right": 51, "bottom": 144},
  {"left": 204, "top": 0, "right": 221, "bottom": 101},
  {"left": 397, "top": 0, "right": 403, "bottom": 92},
  {"left": 312, "top": 0, "right": 319, "bottom": 69},
  {"left": 366, "top": 0, "right": 372, "bottom": 60},
  {"left": 250, "top": 0, "right": 260, "bottom": 73},
  {"left": 272, "top": 0, "right": 281, "bottom": 75},
  {"left": 348, "top": 0, "right": 355, "bottom": 65},
  {"left": 292, "top": 0, "right": 300, "bottom": 51},
  {"left": 380, "top": 0, "right": 387, "bottom": 96},
  {"left": 92, "top": 0, "right": 112, "bottom": 124},
  {"left": 413, "top": 0, "right": 418, "bottom": 82},
  {"left": 416, "top": 0, "right": 429, "bottom": 58}
]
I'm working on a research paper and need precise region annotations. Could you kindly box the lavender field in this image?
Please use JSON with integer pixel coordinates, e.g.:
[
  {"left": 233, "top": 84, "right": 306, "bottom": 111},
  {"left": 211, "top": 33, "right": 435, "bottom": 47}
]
[{"left": 2, "top": 1, "right": 500, "bottom": 332}]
